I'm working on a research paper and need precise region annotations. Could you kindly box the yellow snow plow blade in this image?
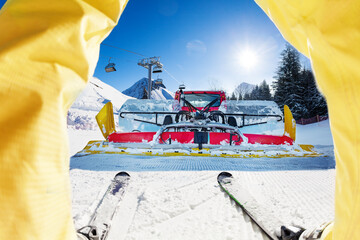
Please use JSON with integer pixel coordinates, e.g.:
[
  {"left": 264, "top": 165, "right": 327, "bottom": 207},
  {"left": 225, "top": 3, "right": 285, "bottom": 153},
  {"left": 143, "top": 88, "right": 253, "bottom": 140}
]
[
  {"left": 284, "top": 105, "right": 296, "bottom": 141},
  {"left": 96, "top": 102, "right": 116, "bottom": 139},
  {"left": 76, "top": 140, "right": 321, "bottom": 158}
]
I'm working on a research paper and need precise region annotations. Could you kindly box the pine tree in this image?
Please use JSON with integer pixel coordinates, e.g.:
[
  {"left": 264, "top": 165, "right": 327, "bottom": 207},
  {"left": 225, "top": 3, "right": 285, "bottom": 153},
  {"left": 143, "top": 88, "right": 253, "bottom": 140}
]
[
  {"left": 244, "top": 81, "right": 272, "bottom": 101},
  {"left": 142, "top": 87, "right": 148, "bottom": 99},
  {"left": 243, "top": 93, "right": 251, "bottom": 100},
  {"left": 299, "top": 68, "right": 312, "bottom": 118},
  {"left": 272, "top": 44, "right": 328, "bottom": 119},
  {"left": 258, "top": 80, "right": 272, "bottom": 100},
  {"left": 273, "top": 44, "right": 305, "bottom": 119},
  {"left": 300, "top": 68, "right": 328, "bottom": 117},
  {"left": 250, "top": 86, "right": 260, "bottom": 100}
]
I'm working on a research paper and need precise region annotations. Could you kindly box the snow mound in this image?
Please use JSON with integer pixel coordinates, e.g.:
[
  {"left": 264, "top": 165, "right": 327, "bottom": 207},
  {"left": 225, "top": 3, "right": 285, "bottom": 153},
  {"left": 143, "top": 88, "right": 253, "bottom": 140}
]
[
  {"left": 68, "top": 77, "right": 133, "bottom": 130},
  {"left": 71, "top": 77, "right": 132, "bottom": 112}
]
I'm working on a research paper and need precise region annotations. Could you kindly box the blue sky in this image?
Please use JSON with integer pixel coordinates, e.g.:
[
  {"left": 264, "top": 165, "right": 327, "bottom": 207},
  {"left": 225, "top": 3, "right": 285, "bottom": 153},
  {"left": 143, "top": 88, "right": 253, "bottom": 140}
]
[{"left": 0, "top": 0, "right": 310, "bottom": 93}]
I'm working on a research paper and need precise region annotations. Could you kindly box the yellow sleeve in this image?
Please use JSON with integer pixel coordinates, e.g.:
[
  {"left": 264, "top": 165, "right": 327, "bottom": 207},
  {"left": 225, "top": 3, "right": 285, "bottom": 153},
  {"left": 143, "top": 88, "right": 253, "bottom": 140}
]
[
  {"left": 254, "top": 0, "right": 360, "bottom": 239},
  {"left": 0, "top": 0, "right": 128, "bottom": 240},
  {"left": 321, "top": 223, "right": 333, "bottom": 240}
]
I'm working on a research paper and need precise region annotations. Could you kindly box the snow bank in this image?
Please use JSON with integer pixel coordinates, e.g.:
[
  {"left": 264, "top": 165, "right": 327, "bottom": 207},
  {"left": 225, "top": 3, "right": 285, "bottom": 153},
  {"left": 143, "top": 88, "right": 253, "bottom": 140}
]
[
  {"left": 67, "top": 77, "right": 132, "bottom": 131},
  {"left": 72, "top": 77, "right": 132, "bottom": 112},
  {"left": 67, "top": 77, "right": 133, "bottom": 155},
  {"left": 67, "top": 129, "right": 103, "bottom": 156},
  {"left": 297, "top": 120, "right": 333, "bottom": 145}
]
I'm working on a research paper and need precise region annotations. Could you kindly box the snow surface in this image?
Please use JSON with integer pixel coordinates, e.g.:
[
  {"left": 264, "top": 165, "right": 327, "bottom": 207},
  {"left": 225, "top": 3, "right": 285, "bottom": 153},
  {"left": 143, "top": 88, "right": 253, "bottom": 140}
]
[
  {"left": 70, "top": 120, "right": 335, "bottom": 239},
  {"left": 297, "top": 120, "right": 334, "bottom": 145},
  {"left": 71, "top": 77, "right": 132, "bottom": 112},
  {"left": 68, "top": 78, "right": 335, "bottom": 239},
  {"left": 71, "top": 168, "right": 335, "bottom": 240}
]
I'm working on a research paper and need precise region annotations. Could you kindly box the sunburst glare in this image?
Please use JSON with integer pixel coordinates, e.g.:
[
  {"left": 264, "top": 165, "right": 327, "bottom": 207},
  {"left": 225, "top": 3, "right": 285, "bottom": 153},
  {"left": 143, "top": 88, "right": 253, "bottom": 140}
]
[{"left": 238, "top": 48, "right": 258, "bottom": 70}]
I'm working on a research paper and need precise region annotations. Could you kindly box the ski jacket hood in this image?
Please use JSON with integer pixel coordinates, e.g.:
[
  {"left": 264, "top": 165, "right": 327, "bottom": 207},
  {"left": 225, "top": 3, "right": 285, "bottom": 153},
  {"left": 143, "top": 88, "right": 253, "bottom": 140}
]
[
  {"left": 0, "top": 0, "right": 128, "bottom": 239},
  {"left": 255, "top": 0, "right": 360, "bottom": 239}
]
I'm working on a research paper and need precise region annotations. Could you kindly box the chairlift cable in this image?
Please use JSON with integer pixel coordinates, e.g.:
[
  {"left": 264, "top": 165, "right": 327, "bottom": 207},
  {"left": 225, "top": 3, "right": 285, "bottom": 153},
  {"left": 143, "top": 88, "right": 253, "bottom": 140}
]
[
  {"left": 102, "top": 55, "right": 137, "bottom": 63},
  {"left": 163, "top": 67, "right": 183, "bottom": 85},
  {"left": 101, "top": 43, "right": 147, "bottom": 57}
]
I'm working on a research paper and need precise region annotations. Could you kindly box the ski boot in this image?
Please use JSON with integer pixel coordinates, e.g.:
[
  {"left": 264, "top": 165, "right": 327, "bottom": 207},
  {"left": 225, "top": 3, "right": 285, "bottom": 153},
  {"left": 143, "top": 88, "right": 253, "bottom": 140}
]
[
  {"left": 278, "top": 222, "right": 332, "bottom": 240},
  {"left": 77, "top": 226, "right": 100, "bottom": 240},
  {"left": 278, "top": 225, "right": 305, "bottom": 240}
]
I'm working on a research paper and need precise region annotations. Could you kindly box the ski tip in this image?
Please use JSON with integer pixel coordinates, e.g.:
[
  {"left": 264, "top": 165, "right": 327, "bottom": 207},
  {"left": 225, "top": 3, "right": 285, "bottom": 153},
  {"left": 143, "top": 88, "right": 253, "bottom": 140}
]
[
  {"left": 115, "top": 171, "right": 130, "bottom": 178},
  {"left": 217, "top": 172, "right": 233, "bottom": 183}
]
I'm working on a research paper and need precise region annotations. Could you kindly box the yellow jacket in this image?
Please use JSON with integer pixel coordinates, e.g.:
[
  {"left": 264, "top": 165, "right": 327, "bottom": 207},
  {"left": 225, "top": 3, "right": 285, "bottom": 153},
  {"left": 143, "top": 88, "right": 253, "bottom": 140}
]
[
  {"left": 255, "top": 0, "right": 360, "bottom": 239},
  {"left": 1, "top": 0, "right": 358, "bottom": 239},
  {"left": 0, "top": 0, "right": 128, "bottom": 239}
]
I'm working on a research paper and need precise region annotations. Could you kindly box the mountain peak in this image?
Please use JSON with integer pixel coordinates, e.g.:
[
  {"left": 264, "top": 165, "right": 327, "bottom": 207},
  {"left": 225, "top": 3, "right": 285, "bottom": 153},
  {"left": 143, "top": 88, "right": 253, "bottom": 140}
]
[
  {"left": 239, "top": 82, "right": 254, "bottom": 87},
  {"left": 235, "top": 82, "right": 256, "bottom": 96},
  {"left": 122, "top": 78, "right": 174, "bottom": 100}
]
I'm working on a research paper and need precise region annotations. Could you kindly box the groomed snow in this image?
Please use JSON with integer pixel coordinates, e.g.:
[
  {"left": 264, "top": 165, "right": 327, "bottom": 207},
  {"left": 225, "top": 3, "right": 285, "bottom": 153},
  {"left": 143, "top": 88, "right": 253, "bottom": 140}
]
[
  {"left": 67, "top": 129, "right": 103, "bottom": 156},
  {"left": 71, "top": 168, "right": 335, "bottom": 240},
  {"left": 297, "top": 120, "right": 333, "bottom": 145},
  {"left": 70, "top": 119, "right": 335, "bottom": 239}
]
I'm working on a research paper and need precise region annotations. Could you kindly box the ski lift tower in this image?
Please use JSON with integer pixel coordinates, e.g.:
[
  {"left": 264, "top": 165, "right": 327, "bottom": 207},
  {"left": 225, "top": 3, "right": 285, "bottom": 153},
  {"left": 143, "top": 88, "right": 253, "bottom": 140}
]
[{"left": 138, "top": 57, "right": 163, "bottom": 99}]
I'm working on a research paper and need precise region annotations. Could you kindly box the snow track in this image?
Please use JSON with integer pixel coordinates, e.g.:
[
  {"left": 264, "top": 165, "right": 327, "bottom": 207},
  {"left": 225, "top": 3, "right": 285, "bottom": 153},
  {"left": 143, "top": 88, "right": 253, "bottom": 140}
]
[
  {"left": 230, "top": 170, "right": 335, "bottom": 233},
  {"left": 71, "top": 146, "right": 335, "bottom": 172},
  {"left": 71, "top": 146, "right": 335, "bottom": 239}
]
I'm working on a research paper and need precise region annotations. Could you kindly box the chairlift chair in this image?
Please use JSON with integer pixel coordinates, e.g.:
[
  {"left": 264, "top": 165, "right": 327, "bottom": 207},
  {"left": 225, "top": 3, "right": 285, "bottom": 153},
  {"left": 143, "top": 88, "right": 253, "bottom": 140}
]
[
  {"left": 152, "top": 66, "right": 163, "bottom": 73},
  {"left": 105, "top": 57, "right": 116, "bottom": 72},
  {"left": 179, "top": 84, "right": 186, "bottom": 90},
  {"left": 154, "top": 78, "right": 163, "bottom": 85}
]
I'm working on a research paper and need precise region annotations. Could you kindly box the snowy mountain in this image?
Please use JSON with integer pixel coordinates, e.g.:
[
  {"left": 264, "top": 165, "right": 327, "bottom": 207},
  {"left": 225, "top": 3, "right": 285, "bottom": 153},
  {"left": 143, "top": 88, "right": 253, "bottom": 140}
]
[
  {"left": 234, "top": 82, "right": 256, "bottom": 96},
  {"left": 122, "top": 77, "right": 174, "bottom": 100},
  {"left": 67, "top": 77, "right": 133, "bottom": 130}
]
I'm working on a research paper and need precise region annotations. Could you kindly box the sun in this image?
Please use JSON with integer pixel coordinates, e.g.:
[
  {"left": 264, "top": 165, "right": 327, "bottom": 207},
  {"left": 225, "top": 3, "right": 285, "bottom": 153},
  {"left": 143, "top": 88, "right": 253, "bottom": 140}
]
[{"left": 238, "top": 48, "right": 258, "bottom": 70}]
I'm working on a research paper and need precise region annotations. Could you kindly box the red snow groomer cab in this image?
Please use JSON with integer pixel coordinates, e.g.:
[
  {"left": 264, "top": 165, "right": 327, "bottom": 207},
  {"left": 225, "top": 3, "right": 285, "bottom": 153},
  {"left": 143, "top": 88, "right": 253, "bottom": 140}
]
[
  {"left": 174, "top": 90, "right": 226, "bottom": 112},
  {"left": 78, "top": 86, "right": 320, "bottom": 158}
]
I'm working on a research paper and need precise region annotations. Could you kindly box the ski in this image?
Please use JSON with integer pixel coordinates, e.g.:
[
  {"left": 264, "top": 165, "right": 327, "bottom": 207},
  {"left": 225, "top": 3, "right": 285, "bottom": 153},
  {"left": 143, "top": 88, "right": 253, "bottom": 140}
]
[
  {"left": 77, "top": 172, "right": 131, "bottom": 240},
  {"left": 217, "top": 172, "right": 278, "bottom": 240}
]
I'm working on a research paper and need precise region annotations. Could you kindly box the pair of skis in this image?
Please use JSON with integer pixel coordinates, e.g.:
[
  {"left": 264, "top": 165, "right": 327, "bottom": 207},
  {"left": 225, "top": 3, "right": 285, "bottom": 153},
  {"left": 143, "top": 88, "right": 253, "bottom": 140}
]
[{"left": 76, "top": 171, "right": 310, "bottom": 240}]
